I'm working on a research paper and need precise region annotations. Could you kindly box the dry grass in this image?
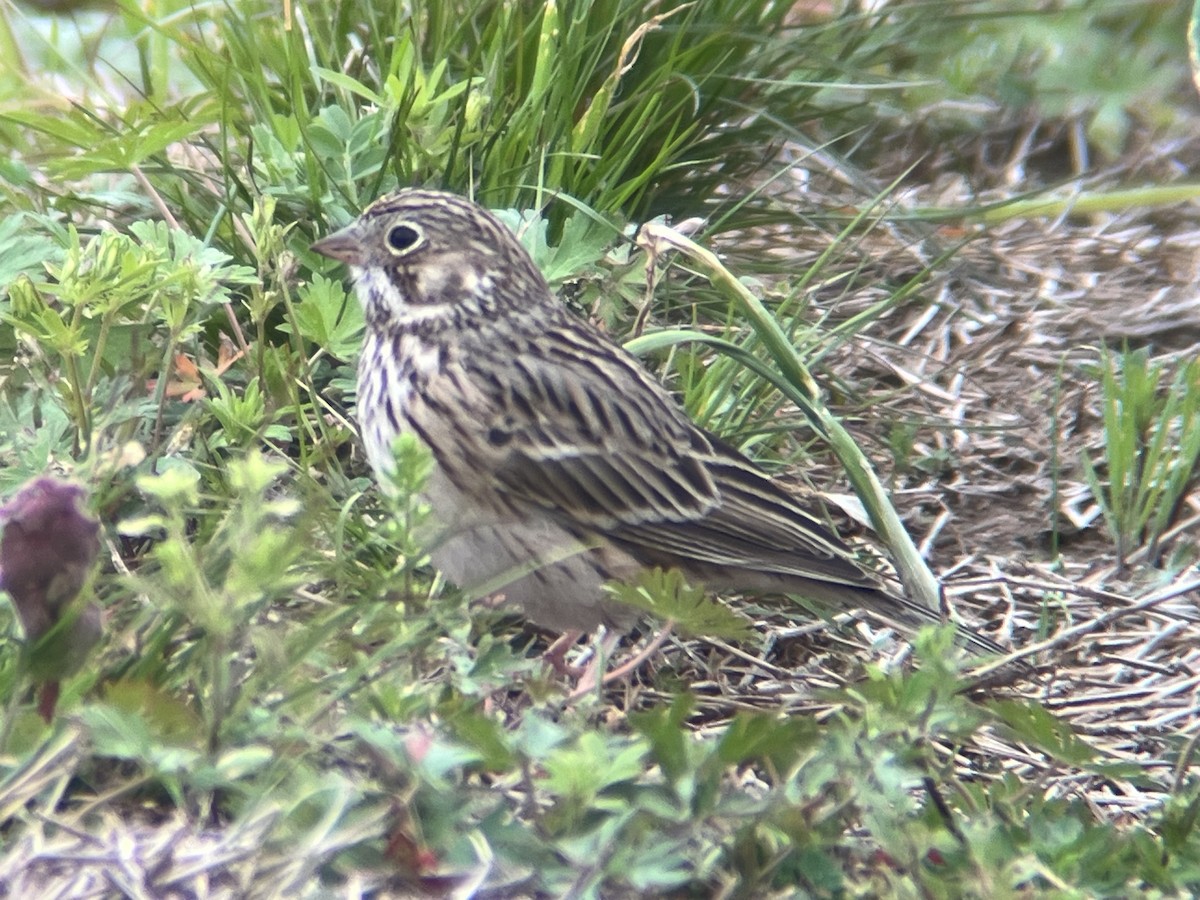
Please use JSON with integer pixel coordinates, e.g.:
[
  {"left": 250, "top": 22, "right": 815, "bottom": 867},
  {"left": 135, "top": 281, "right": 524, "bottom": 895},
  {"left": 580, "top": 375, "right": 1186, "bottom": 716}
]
[{"left": 705, "top": 125, "right": 1200, "bottom": 819}]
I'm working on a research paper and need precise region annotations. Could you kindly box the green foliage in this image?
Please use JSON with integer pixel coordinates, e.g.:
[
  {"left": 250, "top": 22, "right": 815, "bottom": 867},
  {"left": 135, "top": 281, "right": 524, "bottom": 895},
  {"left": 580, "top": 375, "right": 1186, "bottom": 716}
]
[
  {"left": 285, "top": 274, "right": 365, "bottom": 362},
  {"left": 891, "top": 0, "right": 1188, "bottom": 159},
  {"left": 494, "top": 204, "right": 618, "bottom": 286},
  {"left": 0, "top": 0, "right": 1197, "bottom": 895},
  {"left": 0, "top": 0, "right": 938, "bottom": 251},
  {"left": 2, "top": 220, "right": 257, "bottom": 452},
  {"left": 1081, "top": 347, "right": 1200, "bottom": 567},
  {"left": 604, "top": 568, "right": 753, "bottom": 640},
  {"left": 378, "top": 433, "right": 435, "bottom": 602},
  {"left": 0, "top": 212, "right": 63, "bottom": 287},
  {"left": 117, "top": 452, "right": 304, "bottom": 752},
  {"left": 1192, "top": 0, "right": 1200, "bottom": 94}
]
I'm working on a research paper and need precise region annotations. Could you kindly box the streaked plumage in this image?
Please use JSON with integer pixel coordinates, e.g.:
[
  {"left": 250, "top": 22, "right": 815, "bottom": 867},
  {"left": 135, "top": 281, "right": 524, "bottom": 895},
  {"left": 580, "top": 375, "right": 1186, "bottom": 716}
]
[{"left": 313, "top": 189, "right": 996, "bottom": 651}]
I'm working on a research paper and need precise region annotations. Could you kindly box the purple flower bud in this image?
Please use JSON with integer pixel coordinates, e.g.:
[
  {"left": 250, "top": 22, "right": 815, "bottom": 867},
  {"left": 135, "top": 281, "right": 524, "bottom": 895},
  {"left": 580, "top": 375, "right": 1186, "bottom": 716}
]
[{"left": 0, "top": 477, "right": 102, "bottom": 721}]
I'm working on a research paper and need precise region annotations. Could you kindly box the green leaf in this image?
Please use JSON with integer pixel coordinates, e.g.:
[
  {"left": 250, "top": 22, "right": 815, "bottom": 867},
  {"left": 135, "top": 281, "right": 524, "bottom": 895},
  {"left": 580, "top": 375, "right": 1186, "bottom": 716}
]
[
  {"left": 100, "top": 678, "right": 203, "bottom": 743},
  {"left": 495, "top": 206, "right": 616, "bottom": 286},
  {"left": 629, "top": 693, "right": 694, "bottom": 784},
  {"left": 311, "top": 66, "right": 383, "bottom": 104},
  {"left": 446, "top": 708, "right": 516, "bottom": 771},
  {"left": 604, "top": 568, "right": 753, "bottom": 640},
  {"left": 543, "top": 731, "right": 649, "bottom": 802},
  {"left": 0, "top": 214, "right": 63, "bottom": 287},
  {"left": 287, "top": 274, "right": 365, "bottom": 360},
  {"left": 987, "top": 699, "right": 1096, "bottom": 767},
  {"left": 717, "top": 712, "right": 819, "bottom": 768}
]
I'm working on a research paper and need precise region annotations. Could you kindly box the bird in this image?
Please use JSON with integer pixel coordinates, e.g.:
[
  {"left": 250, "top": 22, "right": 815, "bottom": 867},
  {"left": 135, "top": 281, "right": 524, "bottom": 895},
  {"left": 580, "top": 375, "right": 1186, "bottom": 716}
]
[
  {"left": 0, "top": 476, "right": 103, "bottom": 721},
  {"left": 311, "top": 188, "right": 998, "bottom": 663}
]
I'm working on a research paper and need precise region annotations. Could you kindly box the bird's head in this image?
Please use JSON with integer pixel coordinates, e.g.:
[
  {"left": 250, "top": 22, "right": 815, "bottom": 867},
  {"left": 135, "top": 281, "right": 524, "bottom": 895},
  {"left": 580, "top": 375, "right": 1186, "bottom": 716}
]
[{"left": 311, "top": 188, "right": 550, "bottom": 331}]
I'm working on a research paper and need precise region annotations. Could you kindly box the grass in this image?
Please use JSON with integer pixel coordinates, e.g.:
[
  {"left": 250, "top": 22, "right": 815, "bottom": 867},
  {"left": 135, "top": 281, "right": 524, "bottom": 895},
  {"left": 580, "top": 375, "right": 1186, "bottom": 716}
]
[
  {"left": 1081, "top": 346, "right": 1200, "bottom": 569},
  {"left": 2, "top": 0, "right": 1200, "bottom": 895}
]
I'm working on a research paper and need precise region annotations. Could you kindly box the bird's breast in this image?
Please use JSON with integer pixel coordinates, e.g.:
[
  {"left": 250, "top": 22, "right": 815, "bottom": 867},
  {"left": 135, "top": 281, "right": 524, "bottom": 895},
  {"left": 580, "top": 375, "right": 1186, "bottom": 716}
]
[{"left": 357, "top": 331, "right": 443, "bottom": 481}]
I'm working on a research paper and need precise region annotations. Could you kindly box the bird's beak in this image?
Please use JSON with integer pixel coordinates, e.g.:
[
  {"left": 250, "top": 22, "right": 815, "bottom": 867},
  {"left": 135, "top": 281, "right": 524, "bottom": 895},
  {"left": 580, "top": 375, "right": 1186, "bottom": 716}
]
[{"left": 311, "top": 225, "right": 365, "bottom": 265}]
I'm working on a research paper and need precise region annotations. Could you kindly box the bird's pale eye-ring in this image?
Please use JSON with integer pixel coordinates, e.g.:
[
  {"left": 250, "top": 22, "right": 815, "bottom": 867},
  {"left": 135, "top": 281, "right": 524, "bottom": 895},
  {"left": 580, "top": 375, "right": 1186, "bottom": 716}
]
[{"left": 386, "top": 221, "right": 424, "bottom": 255}]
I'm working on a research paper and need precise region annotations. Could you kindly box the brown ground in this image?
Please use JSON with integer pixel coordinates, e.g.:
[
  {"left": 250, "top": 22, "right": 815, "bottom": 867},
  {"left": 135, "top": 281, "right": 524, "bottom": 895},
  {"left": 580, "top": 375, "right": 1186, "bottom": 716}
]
[{"left": 609, "top": 121, "right": 1200, "bottom": 820}]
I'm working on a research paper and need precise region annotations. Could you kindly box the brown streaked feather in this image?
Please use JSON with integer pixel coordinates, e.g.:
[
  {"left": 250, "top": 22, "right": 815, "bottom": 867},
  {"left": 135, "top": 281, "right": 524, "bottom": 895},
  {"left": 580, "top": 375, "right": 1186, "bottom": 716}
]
[
  {"left": 477, "top": 333, "right": 884, "bottom": 591},
  {"left": 313, "top": 188, "right": 1005, "bottom": 655}
]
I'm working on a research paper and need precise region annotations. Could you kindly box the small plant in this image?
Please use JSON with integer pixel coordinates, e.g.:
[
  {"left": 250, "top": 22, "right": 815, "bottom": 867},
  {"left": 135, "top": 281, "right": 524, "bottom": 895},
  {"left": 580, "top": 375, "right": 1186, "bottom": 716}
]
[
  {"left": 118, "top": 451, "right": 304, "bottom": 754},
  {"left": 1081, "top": 346, "right": 1200, "bottom": 567},
  {"left": 893, "top": 0, "right": 1187, "bottom": 160},
  {"left": 3, "top": 221, "right": 257, "bottom": 454}
]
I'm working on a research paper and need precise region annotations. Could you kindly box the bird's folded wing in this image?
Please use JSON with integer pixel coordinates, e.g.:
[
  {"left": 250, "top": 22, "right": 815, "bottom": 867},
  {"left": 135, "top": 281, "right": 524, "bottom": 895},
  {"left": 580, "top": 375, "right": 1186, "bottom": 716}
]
[
  {"left": 617, "top": 458, "right": 883, "bottom": 588},
  {"left": 487, "top": 352, "right": 878, "bottom": 590},
  {"left": 485, "top": 346, "right": 722, "bottom": 528},
  {"left": 494, "top": 437, "right": 720, "bottom": 529}
]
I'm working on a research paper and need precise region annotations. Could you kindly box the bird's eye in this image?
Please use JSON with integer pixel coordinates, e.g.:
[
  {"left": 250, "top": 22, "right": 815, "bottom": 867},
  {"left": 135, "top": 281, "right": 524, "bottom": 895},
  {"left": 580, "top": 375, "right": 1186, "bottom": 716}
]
[{"left": 386, "top": 222, "right": 423, "bottom": 255}]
